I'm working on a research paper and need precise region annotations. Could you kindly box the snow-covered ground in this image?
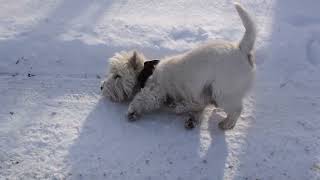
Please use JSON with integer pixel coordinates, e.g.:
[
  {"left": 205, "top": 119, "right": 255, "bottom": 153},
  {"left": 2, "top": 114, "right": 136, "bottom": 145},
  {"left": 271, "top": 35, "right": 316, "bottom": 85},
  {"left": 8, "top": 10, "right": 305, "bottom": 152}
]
[{"left": 0, "top": 0, "right": 320, "bottom": 179}]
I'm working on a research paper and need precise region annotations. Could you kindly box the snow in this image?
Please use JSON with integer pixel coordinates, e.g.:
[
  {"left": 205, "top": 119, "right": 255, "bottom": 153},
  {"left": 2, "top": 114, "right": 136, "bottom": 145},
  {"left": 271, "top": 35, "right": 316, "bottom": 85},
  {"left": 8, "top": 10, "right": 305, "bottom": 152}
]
[{"left": 0, "top": 0, "right": 319, "bottom": 179}]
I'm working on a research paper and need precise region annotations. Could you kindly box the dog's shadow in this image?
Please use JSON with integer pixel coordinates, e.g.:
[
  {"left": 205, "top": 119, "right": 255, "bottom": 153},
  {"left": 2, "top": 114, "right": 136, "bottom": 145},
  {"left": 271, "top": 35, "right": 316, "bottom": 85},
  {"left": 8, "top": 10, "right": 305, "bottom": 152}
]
[{"left": 66, "top": 98, "right": 228, "bottom": 180}]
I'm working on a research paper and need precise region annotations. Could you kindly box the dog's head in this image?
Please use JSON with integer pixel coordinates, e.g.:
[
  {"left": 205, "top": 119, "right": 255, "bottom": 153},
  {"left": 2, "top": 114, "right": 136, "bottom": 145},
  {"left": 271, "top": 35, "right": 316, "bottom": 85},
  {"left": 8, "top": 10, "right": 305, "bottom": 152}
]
[{"left": 101, "top": 50, "right": 145, "bottom": 102}]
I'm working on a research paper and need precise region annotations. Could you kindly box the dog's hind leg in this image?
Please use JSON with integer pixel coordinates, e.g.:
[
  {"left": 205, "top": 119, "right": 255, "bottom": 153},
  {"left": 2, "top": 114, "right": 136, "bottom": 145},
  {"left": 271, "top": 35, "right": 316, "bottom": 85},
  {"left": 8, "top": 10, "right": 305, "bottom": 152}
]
[
  {"left": 127, "top": 83, "right": 165, "bottom": 121},
  {"left": 184, "top": 111, "right": 204, "bottom": 129},
  {"left": 168, "top": 100, "right": 206, "bottom": 129},
  {"left": 218, "top": 98, "right": 243, "bottom": 130},
  {"left": 171, "top": 100, "right": 205, "bottom": 115}
]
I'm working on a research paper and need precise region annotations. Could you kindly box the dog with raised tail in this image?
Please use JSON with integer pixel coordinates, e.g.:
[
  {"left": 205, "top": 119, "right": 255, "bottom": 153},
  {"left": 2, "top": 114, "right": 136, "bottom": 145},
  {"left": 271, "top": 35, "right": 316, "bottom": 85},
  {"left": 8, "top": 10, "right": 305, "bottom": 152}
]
[{"left": 101, "top": 3, "right": 256, "bottom": 129}]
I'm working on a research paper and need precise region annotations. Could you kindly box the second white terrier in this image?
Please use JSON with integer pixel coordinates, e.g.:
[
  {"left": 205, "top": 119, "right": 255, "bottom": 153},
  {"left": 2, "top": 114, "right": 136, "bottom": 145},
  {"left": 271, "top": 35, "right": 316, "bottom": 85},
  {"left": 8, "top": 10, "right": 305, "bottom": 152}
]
[{"left": 102, "top": 3, "right": 256, "bottom": 129}]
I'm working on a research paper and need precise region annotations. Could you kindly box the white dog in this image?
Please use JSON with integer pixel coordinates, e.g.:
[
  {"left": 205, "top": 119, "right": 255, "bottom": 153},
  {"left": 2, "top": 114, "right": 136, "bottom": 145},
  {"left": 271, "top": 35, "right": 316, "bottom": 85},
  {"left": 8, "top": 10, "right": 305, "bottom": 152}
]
[{"left": 101, "top": 3, "right": 256, "bottom": 129}]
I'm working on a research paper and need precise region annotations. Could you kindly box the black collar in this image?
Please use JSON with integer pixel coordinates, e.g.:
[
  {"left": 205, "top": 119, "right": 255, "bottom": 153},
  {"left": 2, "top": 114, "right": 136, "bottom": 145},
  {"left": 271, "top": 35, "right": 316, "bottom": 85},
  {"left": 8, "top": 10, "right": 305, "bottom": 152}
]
[{"left": 137, "top": 60, "right": 160, "bottom": 88}]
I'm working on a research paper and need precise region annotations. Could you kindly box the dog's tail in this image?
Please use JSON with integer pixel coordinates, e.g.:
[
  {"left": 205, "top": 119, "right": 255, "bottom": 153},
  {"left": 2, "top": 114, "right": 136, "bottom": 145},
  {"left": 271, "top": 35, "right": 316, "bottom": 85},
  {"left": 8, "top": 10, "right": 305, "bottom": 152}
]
[{"left": 235, "top": 3, "right": 256, "bottom": 54}]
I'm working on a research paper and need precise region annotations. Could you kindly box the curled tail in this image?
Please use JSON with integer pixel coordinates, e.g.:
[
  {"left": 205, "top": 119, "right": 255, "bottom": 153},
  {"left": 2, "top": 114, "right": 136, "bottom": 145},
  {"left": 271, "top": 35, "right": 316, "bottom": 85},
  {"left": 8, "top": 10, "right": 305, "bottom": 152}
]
[{"left": 235, "top": 3, "right": 256, "bottom": 53}]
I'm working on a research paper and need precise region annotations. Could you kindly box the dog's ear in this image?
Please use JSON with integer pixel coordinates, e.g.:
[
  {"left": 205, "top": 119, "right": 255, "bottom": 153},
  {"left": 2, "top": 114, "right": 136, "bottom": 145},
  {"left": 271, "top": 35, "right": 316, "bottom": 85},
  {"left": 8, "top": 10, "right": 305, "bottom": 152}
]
[
  {"left": 137, "top": 60, "right": 160, "bottom": 88},
  {"left": 129, "top": 51, "right": 139, "bottom": 70},
  {"left": 143, "top": 60, "right": 159, "bottom": 69}
]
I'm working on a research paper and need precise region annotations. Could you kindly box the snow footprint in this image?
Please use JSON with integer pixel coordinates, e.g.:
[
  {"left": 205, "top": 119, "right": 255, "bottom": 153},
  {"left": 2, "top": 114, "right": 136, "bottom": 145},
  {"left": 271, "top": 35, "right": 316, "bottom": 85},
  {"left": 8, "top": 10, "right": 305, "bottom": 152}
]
[
  {"left": 306, "top": 38, "right": 320, "bottom": 66},
  {"left": 288, "top": 15, "right": 320, "bottom": 27},
  {"left": 170, "top": 27, "right": 208, "bottom": 42}
]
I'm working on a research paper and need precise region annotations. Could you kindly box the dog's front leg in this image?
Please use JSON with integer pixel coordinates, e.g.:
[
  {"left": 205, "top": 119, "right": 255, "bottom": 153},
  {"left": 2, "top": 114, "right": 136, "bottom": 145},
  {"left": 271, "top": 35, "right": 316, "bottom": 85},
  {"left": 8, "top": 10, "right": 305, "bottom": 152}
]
[{"left": 127, "top": 83, "right": 164, "bottom": 121}]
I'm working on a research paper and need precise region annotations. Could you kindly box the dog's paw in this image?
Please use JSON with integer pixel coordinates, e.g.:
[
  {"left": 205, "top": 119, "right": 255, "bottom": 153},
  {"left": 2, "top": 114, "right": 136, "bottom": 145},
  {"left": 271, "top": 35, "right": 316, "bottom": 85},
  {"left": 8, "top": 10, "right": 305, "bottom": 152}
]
[
  {"left": 218, "top": 119, "right": 236, "bottom": 130},
  {"left": 184, "top": 117, "right": 196, "bottom": 130},
  {"left": 127, "top": 111, "right": 139, "bottom": 121},
  {"left": 185, "top": 120, "right": 195, "bottom": 129}
]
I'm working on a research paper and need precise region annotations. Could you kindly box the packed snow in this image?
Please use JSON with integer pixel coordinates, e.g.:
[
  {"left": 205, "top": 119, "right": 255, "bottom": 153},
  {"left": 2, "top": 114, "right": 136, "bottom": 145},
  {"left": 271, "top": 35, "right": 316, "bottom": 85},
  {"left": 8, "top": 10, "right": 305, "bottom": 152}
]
[{"left": 0, "top": 0, "right": 319, "bottom": 179}]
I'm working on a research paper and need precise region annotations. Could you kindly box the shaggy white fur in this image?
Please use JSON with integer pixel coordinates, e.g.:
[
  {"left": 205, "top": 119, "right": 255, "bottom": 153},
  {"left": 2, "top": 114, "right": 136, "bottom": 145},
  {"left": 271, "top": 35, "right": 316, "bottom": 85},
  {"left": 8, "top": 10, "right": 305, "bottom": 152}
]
[{"left": 102, "top": 3, "right": 257, "bottom": 130}]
